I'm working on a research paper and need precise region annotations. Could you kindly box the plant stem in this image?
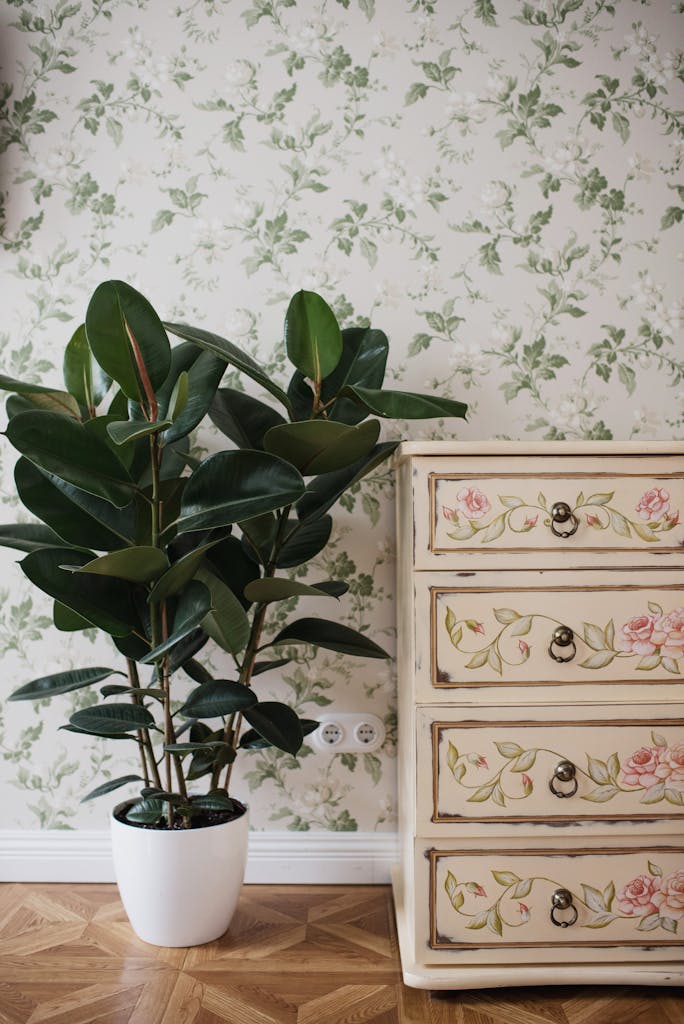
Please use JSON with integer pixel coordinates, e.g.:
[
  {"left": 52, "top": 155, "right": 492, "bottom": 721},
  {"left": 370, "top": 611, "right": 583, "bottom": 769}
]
[
  {"left": 220, "top": 505, "right": 293, "bottom": 791},
  {"left": 126, "top": 657, "right": 155, "bottom": 789}
]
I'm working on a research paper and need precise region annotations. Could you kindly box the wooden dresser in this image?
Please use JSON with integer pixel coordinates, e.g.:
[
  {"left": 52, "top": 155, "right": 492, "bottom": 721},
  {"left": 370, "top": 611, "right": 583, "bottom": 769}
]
[{"left": 393, "top": 442, "right": 684, "bottom": 990}]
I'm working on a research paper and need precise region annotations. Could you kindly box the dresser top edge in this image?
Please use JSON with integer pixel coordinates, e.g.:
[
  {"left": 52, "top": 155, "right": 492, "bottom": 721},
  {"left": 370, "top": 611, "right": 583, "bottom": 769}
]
[{"left": 395, "top": 440, "right": 684, "bottom": 462}]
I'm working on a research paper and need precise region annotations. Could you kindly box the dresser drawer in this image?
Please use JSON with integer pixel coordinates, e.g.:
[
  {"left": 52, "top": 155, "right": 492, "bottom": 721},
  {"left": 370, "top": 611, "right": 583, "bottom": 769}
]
[
  {"left": 416, "top": 706, "right": 684, "bottom": 837},
  {"left": 410, "top": 454, "right": 684, "bottom": 570},
  {"left": 413, "top": 842, "right": 684, "bottom": 966},
  {"left": 415, "top": 569, "right": 684, "bottom": 700}
]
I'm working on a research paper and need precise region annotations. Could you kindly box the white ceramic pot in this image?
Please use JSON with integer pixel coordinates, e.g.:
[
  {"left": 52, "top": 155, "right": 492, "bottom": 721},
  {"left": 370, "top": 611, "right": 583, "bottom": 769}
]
[{"left": 110, "top": 800, "right": 249, "bottom": 947}]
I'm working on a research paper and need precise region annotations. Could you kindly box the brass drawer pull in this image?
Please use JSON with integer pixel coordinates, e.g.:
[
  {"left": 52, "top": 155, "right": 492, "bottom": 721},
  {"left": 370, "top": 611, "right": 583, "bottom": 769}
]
[
  {"left": 548, "top": 625, "right": 576, "bottom": 663},
  {"left": 549, "top": 760, "right": 578, "bottom": 798},
  {"left": 550, "top": 888, "right": 578, "bottom": 927},
  {"left": 550, "top": 501, "right": 579, "bottom": 538}
]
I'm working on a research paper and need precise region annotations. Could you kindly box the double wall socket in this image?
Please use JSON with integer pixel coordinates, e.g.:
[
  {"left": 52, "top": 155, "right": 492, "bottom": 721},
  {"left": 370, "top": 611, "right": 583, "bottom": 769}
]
[{"left": 311, "top": 712, "right": 385, "bottom": 753}]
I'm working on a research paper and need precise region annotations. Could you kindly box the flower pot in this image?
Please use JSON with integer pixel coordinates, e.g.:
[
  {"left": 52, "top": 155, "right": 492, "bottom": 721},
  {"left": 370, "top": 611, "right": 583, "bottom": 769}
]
[{"left": 110, "top": 800, "right": 249, "bottom": 947}]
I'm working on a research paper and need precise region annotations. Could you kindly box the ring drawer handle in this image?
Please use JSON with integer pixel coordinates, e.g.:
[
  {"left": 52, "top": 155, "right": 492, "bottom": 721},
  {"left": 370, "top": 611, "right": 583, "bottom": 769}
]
[
  {"left": 550, "top": 888, "right": 578, "bottom": 928},
  {"left": 549, "top": 760, "right": 578, "bottom": 798},
  {"left": 548, "top": 625, "right": 576, "bottom": 663},
  {"left": 550, "top": 501, "right": 579, "bottom": 538}
]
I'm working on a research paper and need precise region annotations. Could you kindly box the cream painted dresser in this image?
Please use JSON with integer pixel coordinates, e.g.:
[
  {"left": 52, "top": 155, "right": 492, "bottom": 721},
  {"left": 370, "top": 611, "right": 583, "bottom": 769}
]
[{"left": 393, "top": 442, "right": 684, "bottom": 990}]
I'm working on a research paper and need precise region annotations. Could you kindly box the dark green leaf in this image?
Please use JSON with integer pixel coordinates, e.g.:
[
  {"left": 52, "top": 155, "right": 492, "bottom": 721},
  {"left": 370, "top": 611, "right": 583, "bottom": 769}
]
[
  {"left": 284, "top": 290, "right": 342, "bottom": 380},
  {"left": 244, "top": 578, "right": 345, "bottom": 603},
  {"left": 180, "top": 680, "right": 257, "bottom": 718},
  {"left": 240, "top": 718, "right": 318, "bottom": 749},
  {"left": 288, "top": 327, "right": 389, "bottom": 424},
  {"left": 9, "top": 666, "right": 123, "bottom": 701},
  {"left": 209, "top": 387, "right": 286, "bottom": 451},
  {"left": 276, "top": 515, "right": 332, "bottom": 567},
  {"left": 270, "top": 618, "right": 389, "bottom": 658},
  {"left": 251, "top": 658, "right": 290, "bottom": 677},
  {"left": 164, "top": 321, "right": 292, "bottom": 414},
  {"left": 243, "top": 700, "right": 303, "bottom": 755},
  {"left": 70, "top": 702, "right": 155, "bottom": 735},
  {"left": 6, "top": 411, "right": 134, "bottom": 507},
  {"left": 63, "top": 323, "right": 112, "bottom": 410},
  {"left": 195, "top": 566, "right": 250, "bottom": 654},
  {"left": 297, "top": 442, "right": 399, "bottom": 521},
  {"left": 125, "top": 798, "right": 165, "bottom": 824},
  {"left": 54, "top": 601, "right": 93, "bottom": 632},
  {"left": 207, "top": 535, "right": 260, "bottom": 608},
  {"left": 15, "top": 459, "right": 136, "bottom": 550},
  {"left": 175, "top": 451, "right": 305, "bottom": 534},
  {"left": 239, "top": 513, "right": 277, "bottom": 565},
  {"left": 74, "top": 546, "right": 169, "bottom": 583},
  {"left": 342, "top": 384, "right": 467, "bottom": 420},
  {"left": 21, "top": 548, "right": 135, "bottom": 636},
  {"left": 148, "top": 539, "right": 222, "bottom": 602},
  {"left": 263, "top": 418, "right": 380, "bottom": 474},
  {"left": 86, "top": 280, "right": 171, "bottom": 402},
  {"left": 190, "top": 791, "right": 237, "bottom": 812},
  {"left": 141, "top": 580, "right": 212, "bottom": 663},
  {"left": 0, "top": 522, "right": 67, "bottom": 553},
  {"left": 106, "top": 419, "right": 173, "bottom": 445},
  {"left": 82, "top": 775, "right": 143, "bottom": 802},
  {"left": 163, "top": 351, "right": 226, "bottom": 444}
]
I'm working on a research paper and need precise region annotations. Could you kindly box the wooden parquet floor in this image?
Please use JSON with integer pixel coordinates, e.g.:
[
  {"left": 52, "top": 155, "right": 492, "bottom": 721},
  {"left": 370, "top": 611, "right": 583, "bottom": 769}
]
[{"left": 0, "top": 883, "right": 682, "bottom": 1024}]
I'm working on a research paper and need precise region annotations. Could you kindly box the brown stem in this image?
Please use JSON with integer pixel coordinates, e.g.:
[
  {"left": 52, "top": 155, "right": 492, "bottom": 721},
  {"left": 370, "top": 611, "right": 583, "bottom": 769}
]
[{"left": 126, "top": 658, "right": 162, "bottom": 790}]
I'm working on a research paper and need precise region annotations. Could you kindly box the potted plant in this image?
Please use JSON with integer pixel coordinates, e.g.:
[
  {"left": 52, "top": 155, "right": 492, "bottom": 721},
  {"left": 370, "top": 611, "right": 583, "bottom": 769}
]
[{"left": 0, "top": 281, "right": 467, "bottom": 946}]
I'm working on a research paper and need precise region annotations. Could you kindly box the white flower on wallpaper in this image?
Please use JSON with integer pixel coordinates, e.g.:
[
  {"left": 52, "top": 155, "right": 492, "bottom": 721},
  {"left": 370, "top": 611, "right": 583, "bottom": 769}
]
[{"left": 0, "top": 0, "right": 682, "bottom": 831}]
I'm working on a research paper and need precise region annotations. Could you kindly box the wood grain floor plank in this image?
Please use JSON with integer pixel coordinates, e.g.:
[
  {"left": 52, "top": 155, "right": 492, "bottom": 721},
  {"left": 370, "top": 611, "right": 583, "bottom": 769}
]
[{"left": 1, "top": 883, "right": 682, "bottom": 1024}]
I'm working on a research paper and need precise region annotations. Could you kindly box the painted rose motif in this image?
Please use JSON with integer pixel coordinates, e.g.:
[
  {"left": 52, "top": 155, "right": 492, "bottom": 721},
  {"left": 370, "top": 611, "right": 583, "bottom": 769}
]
[
  {"left": 661, "top": 743, "right": 684, "bottom": 789},
  {"left": 617, "top": 874, "right": 661, "bottom": 916},
  {"left": 652, "top": 870, "right": 684, "bottom": 920},
  {"left": 615, "top": 613, "right": 657, "bottom": 656},
  {"left": 455, "top": 486, "right": 491, "bottom": 520},
  {"left": 651, "top": 608, "right": 684, "bottom": 661},
  {"left": 636, "top": 487, "right": 670, "bottom": 521},
  {"left": 620, "top": 746, "right": 671, "bottom": 789}
]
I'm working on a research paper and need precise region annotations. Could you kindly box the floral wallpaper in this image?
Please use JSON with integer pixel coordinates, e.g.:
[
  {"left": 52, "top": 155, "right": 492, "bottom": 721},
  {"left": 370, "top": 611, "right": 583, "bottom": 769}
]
[{"left": 0, "top": 0, "right": 682, "bottom": 832}]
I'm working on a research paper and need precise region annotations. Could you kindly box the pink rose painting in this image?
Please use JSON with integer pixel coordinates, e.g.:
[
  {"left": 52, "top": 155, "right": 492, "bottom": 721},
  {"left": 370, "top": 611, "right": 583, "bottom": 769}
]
[
  {"left": 620, "top": 746, "right": 672, "bottom": 789},
  {"left": 650, "top": 608, "right": 684, "bottom": 661},
  {"left": 636, "top": 487, "right": 670, "bottom": 521},
  {"left": 617, "top": 874, "right": 660, "bottom": 917},
  {"left": 652, "top": 871, "right": 684, "bottom": 921},
  {"left": 455, "top": 486, "right": 491, "bottom": 520},
  {"left": 615, "top": 613, "right": 658, "bottom": 656},
  {"left": 661, "top": 744, "right": 684, "bottom": 789}
]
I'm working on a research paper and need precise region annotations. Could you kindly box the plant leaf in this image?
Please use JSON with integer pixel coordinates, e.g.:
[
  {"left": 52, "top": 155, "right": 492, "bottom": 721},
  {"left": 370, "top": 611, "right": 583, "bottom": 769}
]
[
  {"left": 341, "top": 384, "right": 467, "bottom": 420},
  {"left": 297, "top": 442, "right": 399, "bottom": 522},
  {"left": 0, "top": 522, "right": 67, "bottom": 553},
  {"left": 164, "top": 321, "right": 293, "bottom": 414},
  {"left": 70, "top": 702, "right": 155, "bottom": 735},
  {"left": 209, "top": 387, "right": 286, "bottom": 451},
  {"left": 63, "top": 323, "right": 113, "bottom": 411},
  {"left": 263, "top": 418, "right": 380, "bottom": 475},
  {"left": 269, "top": 617, "right": 388, "bottom": 659},
  {"left": 243, "top": 700, "right": 304, "bottom": 755},
  {"left": 74, "top": 546, "right": 169, "bottom": 583},
  {"left": 175, "top": 451, "right": 305, "bottom": 534},
  {"left": 106, "top": 419, "right": 173, "bottom": 445},
  {"left": 9, "top": 666, "right": 123, "bottom": 701},
  {"left": 284, "top": 289, "right": 342, "bottom": 381},
  {"left": 244, "top": 578, "right": 345, "bottom": 603},
  {"left": 276, "top": 515, "right": 333, "bottom": 568},
  {"left": 148, "top": 539, "right": 223, "bottom": 603},
  {"left": 21, "top": 547, "right": 135, "bottom": 636},
  {"left": 141, "top": 581, "right": 212, "bottom": 663},
  {"left": 86, "top": 280, "right": 171, "bottom": 402},
  {"left": 180, "top": 680, "right": 257, "bottom": 718},
  {"left": 82, "top": 775, "right": 143, "bottom": 803},
  {"left": 6, "top": 411, "right": 134, "bottom": 508},
  {"left": 195, "top": 566, "right": 250, "bottom": 654}
]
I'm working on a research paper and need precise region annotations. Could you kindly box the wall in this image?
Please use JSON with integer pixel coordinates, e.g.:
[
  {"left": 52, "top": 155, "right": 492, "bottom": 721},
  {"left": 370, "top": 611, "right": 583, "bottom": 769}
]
[{"left": 0, "top": 0, "right": 682, "bottom": 837}]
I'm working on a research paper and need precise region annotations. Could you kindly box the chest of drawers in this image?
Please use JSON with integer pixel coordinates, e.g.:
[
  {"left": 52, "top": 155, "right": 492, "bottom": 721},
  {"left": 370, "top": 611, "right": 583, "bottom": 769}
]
[{"left": 392, "top": 442, "right": 684, "bottom": 990}]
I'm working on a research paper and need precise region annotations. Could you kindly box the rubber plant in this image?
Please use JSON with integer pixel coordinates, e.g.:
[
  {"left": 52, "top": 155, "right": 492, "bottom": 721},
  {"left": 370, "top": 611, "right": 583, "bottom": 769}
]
[{"left": 0, "top": 281, "right": 467, "bottom": 829}]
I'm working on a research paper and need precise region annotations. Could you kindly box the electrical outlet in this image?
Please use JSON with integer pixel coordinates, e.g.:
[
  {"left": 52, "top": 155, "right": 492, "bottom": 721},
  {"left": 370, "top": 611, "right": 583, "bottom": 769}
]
[{"left": 311, "top": 713, "right": 385, "bottom": 753}]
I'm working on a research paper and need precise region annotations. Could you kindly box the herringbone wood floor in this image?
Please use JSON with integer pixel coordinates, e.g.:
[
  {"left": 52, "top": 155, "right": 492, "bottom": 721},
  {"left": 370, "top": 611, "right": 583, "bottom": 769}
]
[{"left": 0, "top": 883, "right": 682, "bottom": 1024}]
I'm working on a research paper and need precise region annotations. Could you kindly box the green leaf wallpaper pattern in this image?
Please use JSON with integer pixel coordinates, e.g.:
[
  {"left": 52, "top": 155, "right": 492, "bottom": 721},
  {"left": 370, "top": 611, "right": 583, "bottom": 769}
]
[{"left": 0, "top": 0, "right": 681, "bottom": 830}]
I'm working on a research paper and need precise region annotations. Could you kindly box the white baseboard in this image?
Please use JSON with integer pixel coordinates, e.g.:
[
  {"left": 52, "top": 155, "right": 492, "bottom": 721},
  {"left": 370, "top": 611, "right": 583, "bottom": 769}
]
[{"left": 0, "top": 829, "right": 399, "bottom": 884}]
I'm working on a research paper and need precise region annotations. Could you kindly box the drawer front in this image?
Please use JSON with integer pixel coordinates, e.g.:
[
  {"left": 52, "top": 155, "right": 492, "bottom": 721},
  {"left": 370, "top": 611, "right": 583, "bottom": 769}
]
[
  {"left": 410, "top": 455, "right": 684, "bottom": 569},
  {"left": 415, "top": 569, "right": 684, "bottom": 695},
  {"left": 416, "top": 707, "right": 684, "bottom": 835},
  {"left": 416, "top": 844, "right": 684, "bottom": 965}
]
